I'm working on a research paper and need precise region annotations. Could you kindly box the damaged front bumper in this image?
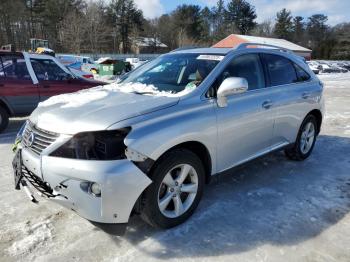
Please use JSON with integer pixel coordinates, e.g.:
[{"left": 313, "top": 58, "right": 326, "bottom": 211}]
[{"left": 14, "top": 148, "right": 152, "bottom": 235}]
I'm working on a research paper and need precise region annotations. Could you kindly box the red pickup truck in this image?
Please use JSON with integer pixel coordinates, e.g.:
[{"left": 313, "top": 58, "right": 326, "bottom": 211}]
[{"left": 0, "top": 51, "right": 104, "bottom": 132}]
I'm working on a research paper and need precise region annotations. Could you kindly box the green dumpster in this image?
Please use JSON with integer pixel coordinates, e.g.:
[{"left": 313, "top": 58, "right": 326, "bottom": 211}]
[{"left": 98, "top": 60, "right": 126, "bottom": 76}]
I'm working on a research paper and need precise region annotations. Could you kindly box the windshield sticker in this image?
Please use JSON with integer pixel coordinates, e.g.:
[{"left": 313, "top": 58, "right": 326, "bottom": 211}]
[{"left": 197, "top": 55, "right": 224, "bottom": 61}]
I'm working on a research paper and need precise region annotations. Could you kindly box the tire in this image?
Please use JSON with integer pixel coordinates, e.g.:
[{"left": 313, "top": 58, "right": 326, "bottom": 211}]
[
  {"left": 0, "top": 106, "right": 9, "bottom": 133},
  {"left": 285, "top": 114, "right": 318, "bottom": 161},
  {"left": 141, "top": 149, "right": 205, "bottom": 229}
]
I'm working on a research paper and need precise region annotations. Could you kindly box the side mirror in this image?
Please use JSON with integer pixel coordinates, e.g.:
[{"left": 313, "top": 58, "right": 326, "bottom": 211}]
[{"left": 217, "top": 77, "right": 248, "bottom": 107}]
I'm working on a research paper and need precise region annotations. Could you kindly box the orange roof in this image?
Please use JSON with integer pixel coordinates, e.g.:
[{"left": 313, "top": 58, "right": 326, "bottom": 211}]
[{"left": 212, "top": 34, "right": 248, "bottom": 48}]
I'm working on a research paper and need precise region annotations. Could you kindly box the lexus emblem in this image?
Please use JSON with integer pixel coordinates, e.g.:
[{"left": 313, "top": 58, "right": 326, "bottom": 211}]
[{"left": 28, "top": 132, "right": 35, "bottom": 147}]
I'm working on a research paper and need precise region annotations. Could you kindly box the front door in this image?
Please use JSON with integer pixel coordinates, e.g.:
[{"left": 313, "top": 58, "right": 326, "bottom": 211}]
[
  {"left": 29, "top": 57, "right": 91, "bottom": 101},
  {"left": 214, "top": 53, "right": 275, "bottom": 171}
]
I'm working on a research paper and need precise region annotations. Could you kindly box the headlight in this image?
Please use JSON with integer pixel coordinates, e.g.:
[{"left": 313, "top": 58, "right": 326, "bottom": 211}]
[
  {"left": 50, "top": 127, "right": 131, "bottom": 160},
  {"left": 16, "top": 120, "right": 28, "bottom": 141}
]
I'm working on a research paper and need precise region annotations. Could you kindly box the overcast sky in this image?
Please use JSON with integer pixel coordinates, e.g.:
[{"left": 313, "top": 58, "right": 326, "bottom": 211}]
[{"left": 133, "top": 0, "right": 350, "bottom": 25}]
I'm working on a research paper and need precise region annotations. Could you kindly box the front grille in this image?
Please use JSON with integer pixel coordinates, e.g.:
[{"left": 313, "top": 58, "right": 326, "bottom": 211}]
[
  {"left": 22, "top": 122, "right": 59, "bottom": 155},
  {"left": 22, "top": 166, "right": 55, "bottom": 198}
]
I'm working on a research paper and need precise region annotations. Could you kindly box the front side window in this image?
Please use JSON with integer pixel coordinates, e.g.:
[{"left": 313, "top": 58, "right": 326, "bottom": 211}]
[
  {"left": 30, "top": 58, "right": 71, "bottom": 81},
  {"left": 263, "top": 54, "right": 298, "bottom": 87},
  {"left": 119, "top": 53, "right": 222, "bottom": 94},
  {"left": 212, "top": 54, "right": 265, "bottom": 94},
  {"left": 0, "top": 55, "right": 31, "bottom": 80}
]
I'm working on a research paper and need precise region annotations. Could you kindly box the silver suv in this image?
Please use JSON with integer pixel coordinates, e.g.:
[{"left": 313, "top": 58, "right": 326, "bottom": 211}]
[{"left": 12, "top": 44, "right": 324, "bottom": 235}]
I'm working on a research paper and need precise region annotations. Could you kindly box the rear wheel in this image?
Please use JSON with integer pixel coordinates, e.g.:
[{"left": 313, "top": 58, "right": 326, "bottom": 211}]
[
  {"left": 141, "top": 149, "right": 205, "bottom": 228},
  {"left": 0, "top": 106, "right": 9, "bottom": 133},
  {"left": 285, "top": 115, "right": 317, "bottom": 161}
]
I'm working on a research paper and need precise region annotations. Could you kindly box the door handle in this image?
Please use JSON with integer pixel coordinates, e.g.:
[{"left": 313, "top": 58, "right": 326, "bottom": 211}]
[
  {"left": 302, "top": 92, "right": 311, "bottom": 99},
  {"left": 0, "top": 83, "right": 4, "bottom": 87},
  {"left": 262, "top": 100, "right": 273, "bottom": 109}
]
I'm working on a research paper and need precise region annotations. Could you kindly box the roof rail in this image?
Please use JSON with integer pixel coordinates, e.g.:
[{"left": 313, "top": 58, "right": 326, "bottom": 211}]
[
  {"left": 235, "top": 43, "right": 293, "bottom": 54},
  {"left": 170, "top": 46, "right": 201, "bottom": 52}
]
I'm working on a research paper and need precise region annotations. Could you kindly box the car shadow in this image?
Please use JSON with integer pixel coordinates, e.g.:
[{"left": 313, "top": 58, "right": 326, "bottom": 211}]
[{"left": 108, "top": 134, "right": 350, "bottom": 259}]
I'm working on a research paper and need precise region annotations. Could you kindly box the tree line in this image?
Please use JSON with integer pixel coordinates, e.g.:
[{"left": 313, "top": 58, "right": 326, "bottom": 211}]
[{"left": 0, "top": 0, "right": 349, "bottom": 59}]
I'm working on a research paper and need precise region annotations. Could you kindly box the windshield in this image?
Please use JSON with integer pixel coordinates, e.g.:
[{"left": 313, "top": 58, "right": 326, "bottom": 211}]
[{"left": 119, "top": 53, "right": 223, "bottom": 94}]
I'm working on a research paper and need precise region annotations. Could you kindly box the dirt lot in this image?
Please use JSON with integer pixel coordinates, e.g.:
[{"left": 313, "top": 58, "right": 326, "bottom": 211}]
[{"left": 0, "top": 73, "right": 349, "bottom": 262}]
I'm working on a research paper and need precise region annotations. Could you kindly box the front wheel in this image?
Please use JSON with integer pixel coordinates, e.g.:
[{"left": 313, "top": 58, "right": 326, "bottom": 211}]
[
  {"left": 141, "top": 149, "right": 205, "bottom": 228},
  {"left": 285, "top": 115, "right": 318, "bottom": 161}
]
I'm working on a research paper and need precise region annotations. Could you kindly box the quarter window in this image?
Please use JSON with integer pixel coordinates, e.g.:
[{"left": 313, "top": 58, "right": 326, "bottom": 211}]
[
  {"left": 294, "top": 63, "right": 310, "bottom": 82},
  {"left": 263, "top": 54, "right": 298, "bottom": 87}
]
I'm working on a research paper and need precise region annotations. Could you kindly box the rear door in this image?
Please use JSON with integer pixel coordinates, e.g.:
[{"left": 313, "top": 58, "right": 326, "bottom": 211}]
[
  {"left": 0, "top": 53, "right": 39, "bottom": 115},
  {"left": 261, "top": 53, "right": 318, "bottom": 146},
  {"left": 29, "top": 57, "right": 93, "bottom": 101}
]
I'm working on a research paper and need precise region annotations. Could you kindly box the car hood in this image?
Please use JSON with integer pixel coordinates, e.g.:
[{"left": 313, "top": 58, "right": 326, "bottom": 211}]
[{"left": 30, "top": 86, "right": 179, "bottom": 134}]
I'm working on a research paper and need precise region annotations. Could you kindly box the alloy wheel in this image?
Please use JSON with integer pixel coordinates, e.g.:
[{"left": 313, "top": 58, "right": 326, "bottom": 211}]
[
  {"left": 157, "top": 164, "right": 199, "bottom": 218},
  {"left": 300, "top": 121, "right": 315, "bottom": 154}
]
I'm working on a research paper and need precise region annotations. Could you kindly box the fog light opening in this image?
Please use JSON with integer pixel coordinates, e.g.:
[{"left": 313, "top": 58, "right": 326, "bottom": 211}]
[{"left": 89, "top": 182, "right": 101, "bottom": 197}]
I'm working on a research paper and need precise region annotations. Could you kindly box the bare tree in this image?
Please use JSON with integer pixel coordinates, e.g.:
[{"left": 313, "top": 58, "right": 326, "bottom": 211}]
[
  {"left": 252, "top": 19, "right": 274, "bottom": 37},
  {"left": 59, "top": 11, "right": 86, "bottom": 53},
  {"left": 85, "top": 1, "right": 111, "bottom": 54}
]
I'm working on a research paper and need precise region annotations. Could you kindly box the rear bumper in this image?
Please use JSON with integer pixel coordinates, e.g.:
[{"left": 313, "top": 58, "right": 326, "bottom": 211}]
[{"left": 17, "top": 148, "right": 152, "bottom": 232}]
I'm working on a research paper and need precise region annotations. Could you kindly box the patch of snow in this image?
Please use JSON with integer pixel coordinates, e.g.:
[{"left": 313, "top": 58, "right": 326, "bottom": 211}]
[
  {"left": 103, "top": 82, "right": 195, "bottom": 97},
  {"left": 7, "top": 219, "right": 53, "bottom": 256},
  {"left": 38, "top": 81, "right": 195, "bottom": 109},
  {"left": 246, "top": 187, "right": 280, "bottom": 197},
  {"left": 95, "top": 57, "right": 113, "bottom": 64},
  {"left": 38, "top": 87, "right": 108, "bottom": 108}
]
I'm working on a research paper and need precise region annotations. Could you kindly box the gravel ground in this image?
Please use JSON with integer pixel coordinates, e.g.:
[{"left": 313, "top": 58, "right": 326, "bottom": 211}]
[{"left": 0, "top": 73, "right": 349, "bottom": 262}]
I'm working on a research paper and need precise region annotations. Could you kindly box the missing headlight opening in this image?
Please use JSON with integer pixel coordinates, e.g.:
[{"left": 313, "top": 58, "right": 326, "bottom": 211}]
[{"left": 50, "top": 127, "right": 131, "bottom": 160}]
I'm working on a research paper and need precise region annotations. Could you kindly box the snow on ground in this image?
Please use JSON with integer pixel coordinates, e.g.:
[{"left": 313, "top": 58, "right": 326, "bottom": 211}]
[{"left": 0, "top": 73, "right": 350, "bottom": 261}]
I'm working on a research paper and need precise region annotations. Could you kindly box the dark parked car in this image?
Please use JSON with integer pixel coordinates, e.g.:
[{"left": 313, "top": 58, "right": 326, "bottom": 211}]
[{"left": 0, "top": 51, "right": 104, "bottom": 132}]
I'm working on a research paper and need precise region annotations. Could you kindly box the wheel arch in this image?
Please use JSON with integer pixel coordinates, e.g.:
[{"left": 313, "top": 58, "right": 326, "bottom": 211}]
[
  {"left": 307, "top": 109, "right": 323, "bottom": 134},
  {"left": 153, "top": 141, "right": 213, "bottom": 184},
  {"left": 132, "top": 140, "right": 213, "bottom": 215},
  {"left": 0, "top": 98, "right": 12, "bottom": 116}
]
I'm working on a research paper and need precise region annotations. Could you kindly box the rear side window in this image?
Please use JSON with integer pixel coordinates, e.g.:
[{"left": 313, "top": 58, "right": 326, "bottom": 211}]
[
  {"left": 263, "top": 54, "right": 298, "bottom": 87},
  {"left": 294, "top": 63, "right": 311, "bottom": 82},
  {"left": 0, "top": 55, "right": 31, "bottom": 80},
  {"left": 218, "top": 54, "right": 265, "bottom": 91}
]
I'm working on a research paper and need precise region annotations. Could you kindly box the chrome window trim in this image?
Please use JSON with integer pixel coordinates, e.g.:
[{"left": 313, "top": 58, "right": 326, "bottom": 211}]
[{"left": 200, "top": 50, "right": 316, "bottom": 101}]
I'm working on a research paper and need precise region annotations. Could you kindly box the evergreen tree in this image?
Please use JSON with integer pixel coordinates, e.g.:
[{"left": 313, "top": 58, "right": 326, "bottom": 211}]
[
  {"left": 108, "top": 0, "right": 143, "bottom": 53},
  {"left": 306, "top": 14, "right": 330, "bottom": 58},
  {"left": 226, "top": 0, "right": 257, "bottom": 35},
  {"left": 330, "top": 23, "right": 350, "bottom": 59},
  {"left": 212, "top": 0, "right": 227, "bottom": 40},
  {"left": 307, "top": 14, "right": 329, "bottom": 44},
  {"left": 172, "top": 5, "right": 203, "bottom": 46},
  {"left": 274, "top": 8, "right": 293, "bottom": 40},
  {"left": 292, "top": 16, "right": 305, "bottom": 45},
  {"left": 200, "top": 7, "right": 213, "bottom": 44}
]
